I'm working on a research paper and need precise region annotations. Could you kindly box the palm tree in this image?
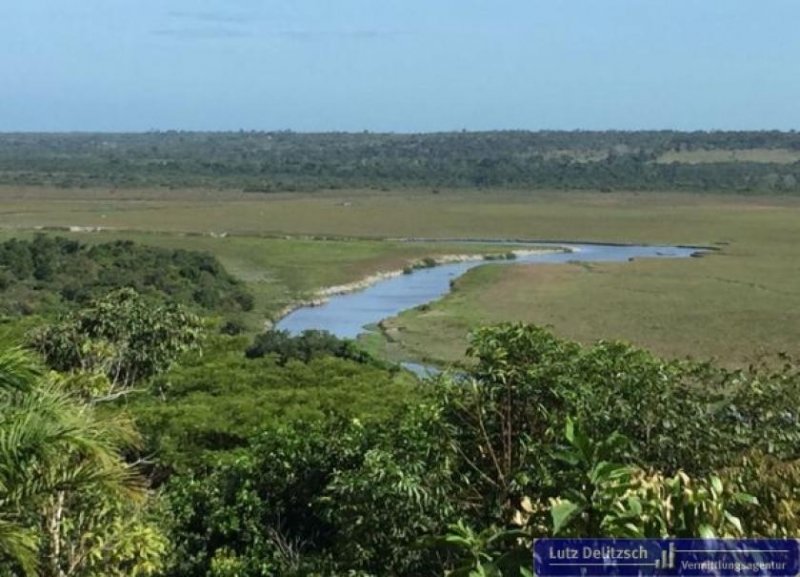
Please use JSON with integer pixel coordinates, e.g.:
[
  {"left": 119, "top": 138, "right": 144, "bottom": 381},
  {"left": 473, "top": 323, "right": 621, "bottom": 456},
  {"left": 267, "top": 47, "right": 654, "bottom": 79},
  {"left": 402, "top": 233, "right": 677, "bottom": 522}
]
[{"left": 0, "top": 342, "right": 149, "bottom": 577}]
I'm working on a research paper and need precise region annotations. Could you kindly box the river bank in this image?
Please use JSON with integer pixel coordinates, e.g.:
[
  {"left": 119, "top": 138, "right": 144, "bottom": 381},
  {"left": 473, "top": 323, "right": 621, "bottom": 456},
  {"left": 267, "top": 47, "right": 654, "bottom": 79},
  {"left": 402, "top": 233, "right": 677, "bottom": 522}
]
[
  {"left": 265, "top": 246, "right": 565, "bottom": 329},
  {"left": 274, "top": 242, "right": 701, "bottom": 341}
]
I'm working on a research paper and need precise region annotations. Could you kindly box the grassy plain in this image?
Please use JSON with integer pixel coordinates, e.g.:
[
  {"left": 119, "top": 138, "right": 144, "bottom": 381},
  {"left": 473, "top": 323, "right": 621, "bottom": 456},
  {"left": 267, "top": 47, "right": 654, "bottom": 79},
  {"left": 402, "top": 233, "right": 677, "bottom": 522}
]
[
  {"left": 0, "top": 185, "right": 798, "bottom": 365},
  {"left": 656, "top": 148, "right": 800, "bottom": 164}
]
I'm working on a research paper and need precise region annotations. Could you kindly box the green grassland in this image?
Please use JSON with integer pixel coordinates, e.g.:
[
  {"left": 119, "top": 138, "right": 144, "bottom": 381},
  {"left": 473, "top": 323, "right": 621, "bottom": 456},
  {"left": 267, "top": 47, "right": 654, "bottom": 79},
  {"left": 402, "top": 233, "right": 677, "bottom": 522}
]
[
  {"left": 364, "top": 253, "right": 800, "bottom": 368},
  {"left": 656, "top": 148, "right": 800, "bottom": 164},
  {"left": 1, "top": 186, "right": 798, "bottom": 365},
  {"left": 57, "top": 233, "right": 528, "bottom": 324}
]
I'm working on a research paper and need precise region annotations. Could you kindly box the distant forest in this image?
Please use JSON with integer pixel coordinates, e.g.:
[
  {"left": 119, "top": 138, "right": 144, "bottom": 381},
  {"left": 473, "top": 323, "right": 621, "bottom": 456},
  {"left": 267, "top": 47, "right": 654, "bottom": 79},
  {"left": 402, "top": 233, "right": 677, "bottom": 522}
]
[{"left": 1, "top": 131, "right": 800, "bottom": 193}]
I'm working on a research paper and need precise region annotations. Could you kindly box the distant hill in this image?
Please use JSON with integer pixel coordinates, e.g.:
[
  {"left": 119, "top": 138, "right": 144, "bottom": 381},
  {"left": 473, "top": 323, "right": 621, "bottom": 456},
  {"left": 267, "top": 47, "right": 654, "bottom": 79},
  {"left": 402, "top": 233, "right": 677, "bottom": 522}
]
[{"left": 1, "top": 130, "right": 799, "bottom": 193}]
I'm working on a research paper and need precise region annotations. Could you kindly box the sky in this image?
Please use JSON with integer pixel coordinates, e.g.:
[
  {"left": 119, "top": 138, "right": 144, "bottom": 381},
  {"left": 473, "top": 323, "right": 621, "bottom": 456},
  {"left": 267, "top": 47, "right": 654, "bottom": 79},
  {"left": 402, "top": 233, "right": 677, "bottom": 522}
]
[{"left": 2, "top": 0, "right": 799, "bottom": 132}]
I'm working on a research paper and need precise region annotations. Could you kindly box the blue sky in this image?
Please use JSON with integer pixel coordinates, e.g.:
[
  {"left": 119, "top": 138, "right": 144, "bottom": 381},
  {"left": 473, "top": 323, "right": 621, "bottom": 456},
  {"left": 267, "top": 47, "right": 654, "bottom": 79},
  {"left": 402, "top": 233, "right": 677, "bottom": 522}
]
[{"left": 2, "top": 0, "right": 798, "bottom": 132}]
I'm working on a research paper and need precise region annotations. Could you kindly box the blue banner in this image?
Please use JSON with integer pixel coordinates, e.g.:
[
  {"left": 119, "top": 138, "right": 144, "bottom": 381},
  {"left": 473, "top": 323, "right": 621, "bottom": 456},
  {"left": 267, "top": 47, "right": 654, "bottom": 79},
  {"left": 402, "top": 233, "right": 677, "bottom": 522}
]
[{"left": 534, "top": 539, "right": 799, "bottom": 577}]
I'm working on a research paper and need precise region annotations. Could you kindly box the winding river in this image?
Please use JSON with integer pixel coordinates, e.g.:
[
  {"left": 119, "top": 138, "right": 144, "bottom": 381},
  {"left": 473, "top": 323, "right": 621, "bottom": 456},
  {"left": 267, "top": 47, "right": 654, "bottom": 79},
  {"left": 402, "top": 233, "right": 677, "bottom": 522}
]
[{"left": 276, "top": 241, "right": 704, "bottom": 342}]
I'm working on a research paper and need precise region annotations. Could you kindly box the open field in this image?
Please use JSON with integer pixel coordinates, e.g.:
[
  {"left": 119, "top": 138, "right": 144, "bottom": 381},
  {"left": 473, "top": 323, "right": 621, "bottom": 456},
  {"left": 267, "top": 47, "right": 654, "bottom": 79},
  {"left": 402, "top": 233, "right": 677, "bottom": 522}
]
[
  {"left": 656, "top": 148, "right": 800, "bottom": 164},
  {"left": 364, "top": 253, "right": 800, "bottom": 367},
  {"left": 1, "top": 186, "right": 798, "bottom": 365},
  {"left": 2, "top": 185, "right": 799, "bottom": 240}
]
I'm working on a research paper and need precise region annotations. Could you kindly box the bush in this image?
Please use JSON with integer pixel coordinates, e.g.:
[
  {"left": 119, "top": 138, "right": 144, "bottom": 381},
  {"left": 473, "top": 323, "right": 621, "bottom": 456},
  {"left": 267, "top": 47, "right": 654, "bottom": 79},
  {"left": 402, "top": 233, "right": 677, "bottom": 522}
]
[
  {"left": 245, "top": 330, "right": 377, "bottom": 366},
  {"left": 30, "top": 288, "right": 203, "bottom": 391}
]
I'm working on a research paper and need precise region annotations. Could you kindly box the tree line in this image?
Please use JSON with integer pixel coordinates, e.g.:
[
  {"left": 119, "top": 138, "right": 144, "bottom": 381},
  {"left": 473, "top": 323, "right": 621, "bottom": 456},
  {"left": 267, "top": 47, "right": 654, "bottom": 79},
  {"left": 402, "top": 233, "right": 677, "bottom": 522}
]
[
  {"left": 0, "top": 236, "right": 253, "bottom": 319},
  {"left": 1, "top": 131, "right": 800, "bottom": 193}
]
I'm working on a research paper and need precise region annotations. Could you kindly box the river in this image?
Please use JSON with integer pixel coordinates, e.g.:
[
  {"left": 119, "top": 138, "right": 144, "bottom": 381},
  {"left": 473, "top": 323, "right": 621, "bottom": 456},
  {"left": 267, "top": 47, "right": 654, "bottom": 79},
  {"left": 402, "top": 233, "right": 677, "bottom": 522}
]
[{"left": 276, "top": 241, "right": 704, "bottom": 351}]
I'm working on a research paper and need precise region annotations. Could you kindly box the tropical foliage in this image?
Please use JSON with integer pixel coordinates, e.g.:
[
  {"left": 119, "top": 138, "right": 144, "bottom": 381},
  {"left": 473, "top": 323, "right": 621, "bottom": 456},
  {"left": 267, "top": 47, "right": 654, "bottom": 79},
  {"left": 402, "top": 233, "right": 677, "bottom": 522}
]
[
  {"left": 0, "top": 343, "right": 166, "bottom": 577},
  {"left": 126, "top": 334, "right": 418, "bottom": 471}
]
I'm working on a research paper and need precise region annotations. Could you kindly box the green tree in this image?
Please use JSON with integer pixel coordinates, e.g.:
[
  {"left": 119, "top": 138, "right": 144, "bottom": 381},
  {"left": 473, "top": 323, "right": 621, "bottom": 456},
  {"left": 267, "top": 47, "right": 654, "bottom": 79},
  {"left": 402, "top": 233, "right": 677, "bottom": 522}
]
[
  {"left": 245, "top": 329, "right": 378, "bottom": 366},
  {"left": 0, "top": 343, "right": 167, "bottom": 576},
  {"left": 547, "top": 418, "right": 755, "bottom": 538},
  {"left": 29, "top": 288, "right": 203, "bottom": 397},
  {"left": 162, "top": 409, "right": 458, "bottom": 577}
]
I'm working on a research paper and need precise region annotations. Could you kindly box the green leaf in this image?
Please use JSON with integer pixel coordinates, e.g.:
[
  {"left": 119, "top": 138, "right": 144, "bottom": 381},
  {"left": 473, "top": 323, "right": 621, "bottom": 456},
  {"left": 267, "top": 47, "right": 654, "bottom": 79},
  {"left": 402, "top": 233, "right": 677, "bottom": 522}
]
[
  {"left": 698, "top": 524, "right": 716, "bottom": 538},
  {"left": 626, "top": 496, "right": 643, "bottom": 517},
  {"left": 551, "top": 500, "right": 581, "bottom": 534},
  {"left": 565, "top": 417, "right": 575, "bottom": 444},
  {"left": 724, "top": 511, "right": 744, "bottom": 534},
  {"left": 590, "top": 461, "right": 623, "bottom": 484},
  {"left": 733, "top": 492, "right": 759, "bottom": 506}
]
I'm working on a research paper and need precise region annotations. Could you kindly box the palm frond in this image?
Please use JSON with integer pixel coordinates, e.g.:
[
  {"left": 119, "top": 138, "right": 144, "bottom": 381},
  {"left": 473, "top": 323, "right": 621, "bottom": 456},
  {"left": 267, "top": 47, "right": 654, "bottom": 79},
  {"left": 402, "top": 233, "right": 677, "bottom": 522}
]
[
  {"left": 0, "top": 346, "right": 40, "bottom": 393},
  {"left": 0, "top": 517, "right": 38, "bottom": 577}
]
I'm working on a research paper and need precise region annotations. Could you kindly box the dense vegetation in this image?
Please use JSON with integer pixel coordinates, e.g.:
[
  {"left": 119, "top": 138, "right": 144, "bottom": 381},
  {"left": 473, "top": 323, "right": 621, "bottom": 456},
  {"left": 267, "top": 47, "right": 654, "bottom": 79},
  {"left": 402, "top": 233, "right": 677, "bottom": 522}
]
[
  {"left": 245, "top": 329, "right": 383, "bottom": 366},
  {"left": 154, "top": 325, "right": 800, "bottom": 576},
  {"left": 4, "top": 307, "right": 800, "bottom": 575},
  {"left": 2, "top": 131, "right": 800, "bottom": 193},
  {"left": 2, "top": 228, "right": 800, "bottom": 575},
  {"left": 30, "top": 288, "right": 204, "bottom": 393},
  {"left": 126, "top": 332, "right": 416, "bottom": 472},
  {"left": 0, "top": 344, "right": 168, "bottom": 577},
  {"left": 0, "top": 236, "right": 253, "bottom": 318}
]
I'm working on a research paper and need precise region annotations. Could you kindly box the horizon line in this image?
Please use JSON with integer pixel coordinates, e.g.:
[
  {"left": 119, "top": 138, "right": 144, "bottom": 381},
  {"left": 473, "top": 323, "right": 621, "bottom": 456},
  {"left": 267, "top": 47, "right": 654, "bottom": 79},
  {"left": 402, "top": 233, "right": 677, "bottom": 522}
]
[{"left": 1, "top": 128, "right": 798, "bottom": 136}]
